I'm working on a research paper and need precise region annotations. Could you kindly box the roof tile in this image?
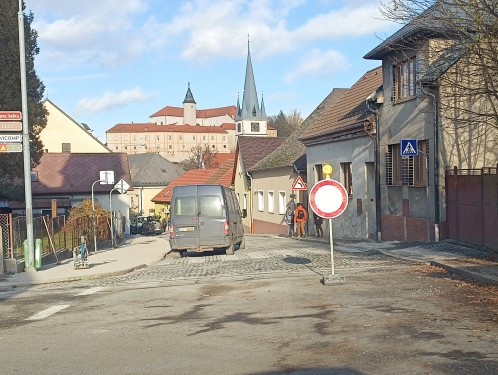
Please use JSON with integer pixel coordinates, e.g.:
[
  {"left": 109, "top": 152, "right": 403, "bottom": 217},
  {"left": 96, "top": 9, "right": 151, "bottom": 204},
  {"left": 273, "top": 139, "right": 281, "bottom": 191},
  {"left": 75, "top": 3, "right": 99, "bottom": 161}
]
[
  {"left": 32, "top": 153, "right": 133, "bottom": 195},
  {"left": 300, "top": 67, "right": 382, "bottom": 141}
]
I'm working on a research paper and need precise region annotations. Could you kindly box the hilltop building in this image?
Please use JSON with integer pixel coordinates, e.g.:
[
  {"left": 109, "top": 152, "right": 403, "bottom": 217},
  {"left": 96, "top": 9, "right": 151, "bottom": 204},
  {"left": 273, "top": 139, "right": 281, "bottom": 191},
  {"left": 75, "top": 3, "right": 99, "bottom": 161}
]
[{"left": 106, "top": 41, "right": 274, "bottom": 163}]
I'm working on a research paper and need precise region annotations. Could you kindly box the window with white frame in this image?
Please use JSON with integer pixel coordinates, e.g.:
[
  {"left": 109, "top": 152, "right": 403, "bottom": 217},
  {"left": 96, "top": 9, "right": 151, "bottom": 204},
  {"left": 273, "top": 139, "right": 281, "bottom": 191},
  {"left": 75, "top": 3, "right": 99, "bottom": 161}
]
[
  {"left": 257, "top": 191, "right": 264, "bottom": 211},
  {"left": 278, "top": 191, "right": 286, "bottom": 214},
  {"left": 243, "top": 194, "right": 247, "bottom": 210},
  {"left": 268, "top": 191, "right": 274, "bottom": 213}
]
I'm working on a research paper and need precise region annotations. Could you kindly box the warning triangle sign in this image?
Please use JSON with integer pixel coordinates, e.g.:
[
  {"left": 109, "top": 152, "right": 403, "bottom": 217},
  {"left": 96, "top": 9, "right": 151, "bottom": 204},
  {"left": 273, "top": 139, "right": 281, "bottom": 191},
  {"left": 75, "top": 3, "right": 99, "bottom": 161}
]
[
  {"left": 292, "top": 176, "right": 307, "bottom": 190},
  {"left": 0, "top": 144, "right": 6, "bottom": 152},
  {"left": 403, "top": 142, "right": 417, "bottom": 155}
]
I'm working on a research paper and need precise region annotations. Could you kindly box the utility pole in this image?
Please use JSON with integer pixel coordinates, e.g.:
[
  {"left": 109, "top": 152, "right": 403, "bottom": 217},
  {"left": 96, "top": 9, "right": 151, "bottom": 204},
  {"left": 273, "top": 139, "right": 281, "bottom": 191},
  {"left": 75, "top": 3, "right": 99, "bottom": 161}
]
[{"left": 18, "top": 0, "right": 35, "bottom": 271}]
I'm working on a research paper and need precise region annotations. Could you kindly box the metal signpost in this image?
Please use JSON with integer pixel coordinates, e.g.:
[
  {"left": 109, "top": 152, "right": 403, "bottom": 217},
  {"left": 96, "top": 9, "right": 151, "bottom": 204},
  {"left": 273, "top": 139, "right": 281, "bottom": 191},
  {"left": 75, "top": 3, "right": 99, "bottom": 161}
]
[
  {"left": 110, "top": 179, "right": 130, "bottom": 248},
  {"left": 401, "top": 139, "right": 431, "bottom": 242},
  {"left": 92, "top": 171, "right": 115, "bottom": 253},
  {"left": 309, "top": 163, "right": 348, "bottom": 285}
]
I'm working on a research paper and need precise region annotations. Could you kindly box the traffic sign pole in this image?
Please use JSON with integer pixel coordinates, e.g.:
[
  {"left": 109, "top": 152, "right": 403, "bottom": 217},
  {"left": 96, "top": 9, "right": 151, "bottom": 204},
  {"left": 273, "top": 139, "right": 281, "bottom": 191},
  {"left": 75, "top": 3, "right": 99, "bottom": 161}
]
[
  {"left": 329, "top": 218, "right": 334, "bottom": 276},
  {"left": 18, "top": 1, "right": 35, "bottom": 272}
]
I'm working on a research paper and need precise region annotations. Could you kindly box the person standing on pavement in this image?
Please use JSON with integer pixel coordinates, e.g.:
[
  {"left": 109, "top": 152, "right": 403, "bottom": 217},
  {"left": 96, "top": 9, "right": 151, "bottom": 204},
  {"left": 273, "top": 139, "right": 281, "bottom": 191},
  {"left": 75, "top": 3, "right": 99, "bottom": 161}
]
[
  {"left": 284, "top": 206, "right": 294, "bottom": 237},
  {"left": 313, "top": 212, "right": 323, "bottom": 237},
  {"left": 294, "top": 203, "right": 308, "bottom": 238}
]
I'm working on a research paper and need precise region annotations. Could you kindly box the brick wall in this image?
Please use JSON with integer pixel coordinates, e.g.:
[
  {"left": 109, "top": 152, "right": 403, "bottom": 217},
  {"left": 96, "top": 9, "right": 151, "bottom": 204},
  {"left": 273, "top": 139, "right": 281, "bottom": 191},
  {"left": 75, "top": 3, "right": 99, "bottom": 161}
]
[
  {"left": 253, "top": 219, "right": 287, "bottom": 235},
  {"left": 381, "top": 214, "right": 447, "bottom": 242}
]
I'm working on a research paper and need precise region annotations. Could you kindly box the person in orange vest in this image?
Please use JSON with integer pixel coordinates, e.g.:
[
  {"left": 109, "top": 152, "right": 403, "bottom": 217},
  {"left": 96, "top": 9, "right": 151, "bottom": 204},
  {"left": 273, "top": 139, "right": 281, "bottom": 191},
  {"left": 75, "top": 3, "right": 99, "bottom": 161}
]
[{"left": 294, "top": 203, "right": 308, "bottom": 238}]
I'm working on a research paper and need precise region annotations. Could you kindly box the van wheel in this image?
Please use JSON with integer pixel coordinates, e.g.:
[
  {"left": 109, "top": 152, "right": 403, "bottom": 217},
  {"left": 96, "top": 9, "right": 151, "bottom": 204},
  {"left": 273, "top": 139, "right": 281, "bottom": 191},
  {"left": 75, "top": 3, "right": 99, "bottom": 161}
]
[
  {"left": 226, "top": 240, "right": 234, "bottom": 255},
  {"left": 169, "top": 250, "right": 182, "bottom": 258},
  {"left": 238, "top": 236, "right": 245, "bottom": 250}
]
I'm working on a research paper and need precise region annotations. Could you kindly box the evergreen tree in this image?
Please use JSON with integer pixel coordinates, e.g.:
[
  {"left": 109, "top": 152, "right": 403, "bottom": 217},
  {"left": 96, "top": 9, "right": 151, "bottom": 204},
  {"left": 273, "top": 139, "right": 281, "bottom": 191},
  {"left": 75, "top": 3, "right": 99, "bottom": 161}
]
[{"left": 0, "top": 0, "right": 47, "bottom": 199}]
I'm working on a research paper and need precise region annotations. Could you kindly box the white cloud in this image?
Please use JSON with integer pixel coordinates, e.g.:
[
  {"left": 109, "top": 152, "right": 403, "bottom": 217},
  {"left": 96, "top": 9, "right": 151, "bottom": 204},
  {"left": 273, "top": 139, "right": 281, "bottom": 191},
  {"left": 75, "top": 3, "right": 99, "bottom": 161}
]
[
  {"left": 157, "top": 1, "right": 393, "bottom": 62},
  {"left": 30, "top": 0, "right": 395, "bottom": 68},
  {"left": 284, "top": 49, "right": 350, "bottom": 83},
  {"left": 32, "top": 0, "right": 150, "bottom": 68},
  {"left": 75, "top": 88, "right": 158, "bottom": 115}
]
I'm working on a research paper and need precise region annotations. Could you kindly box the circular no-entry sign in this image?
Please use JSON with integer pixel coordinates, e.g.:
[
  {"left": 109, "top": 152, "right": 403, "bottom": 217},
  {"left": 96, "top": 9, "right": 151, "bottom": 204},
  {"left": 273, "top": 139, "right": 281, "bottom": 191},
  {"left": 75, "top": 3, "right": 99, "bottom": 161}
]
[{"left": 309, "top": 179, "right": 348, "bottom": 219}]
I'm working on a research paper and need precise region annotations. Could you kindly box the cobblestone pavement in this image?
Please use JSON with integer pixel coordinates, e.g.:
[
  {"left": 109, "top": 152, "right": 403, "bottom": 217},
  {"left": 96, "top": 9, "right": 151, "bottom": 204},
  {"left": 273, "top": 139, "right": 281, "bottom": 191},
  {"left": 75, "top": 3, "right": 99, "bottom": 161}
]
[{"left": 33, "top": 236, "right": 413, "bottom": 290}]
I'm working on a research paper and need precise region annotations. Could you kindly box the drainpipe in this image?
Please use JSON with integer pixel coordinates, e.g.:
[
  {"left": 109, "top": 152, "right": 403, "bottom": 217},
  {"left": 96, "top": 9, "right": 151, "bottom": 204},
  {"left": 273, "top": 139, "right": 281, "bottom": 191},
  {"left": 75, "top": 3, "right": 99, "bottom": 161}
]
[
  {"left": 421, "top": 85, "right": 440, "bottom": 242},
  {"left": 366, "top": 99, "right": 382, "bottom": 241},
  {"left": 246, "top": 171, "right": 254, "bottom": 234}
]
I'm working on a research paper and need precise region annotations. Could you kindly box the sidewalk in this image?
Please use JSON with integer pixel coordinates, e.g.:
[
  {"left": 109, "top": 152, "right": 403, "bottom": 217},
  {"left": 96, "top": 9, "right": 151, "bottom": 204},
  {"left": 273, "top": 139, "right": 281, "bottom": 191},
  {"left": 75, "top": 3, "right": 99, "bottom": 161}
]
[
  {"left": 0, "top": 235, "right": 170, "bottom": 289},
  {"left": 292, "top": 234, "right": 498, "bottom": 286}
]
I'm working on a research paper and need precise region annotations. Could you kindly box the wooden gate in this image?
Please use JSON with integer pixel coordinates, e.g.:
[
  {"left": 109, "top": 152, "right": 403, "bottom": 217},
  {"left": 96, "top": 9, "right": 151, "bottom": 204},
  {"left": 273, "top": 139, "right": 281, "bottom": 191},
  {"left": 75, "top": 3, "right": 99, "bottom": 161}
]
[{"left": 446, "top": 166, "right": 498, "bottom": 250}]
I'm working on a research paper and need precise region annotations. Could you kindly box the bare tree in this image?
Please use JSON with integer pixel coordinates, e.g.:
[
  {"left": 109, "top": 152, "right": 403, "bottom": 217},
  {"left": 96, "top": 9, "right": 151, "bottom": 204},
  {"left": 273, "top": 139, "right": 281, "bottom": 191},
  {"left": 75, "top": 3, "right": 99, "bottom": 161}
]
[
  {"left": 267, "top": 109, "right": 304, "bottom": 137},
  {"left": 179, "top": 144, "right": 218, "bottom": 171},
  {"left": 287, "top": 108, "right": 304, "bottom": 134},
  {"left": 380, "top": 0, "right": 498, "bottom": 137}
]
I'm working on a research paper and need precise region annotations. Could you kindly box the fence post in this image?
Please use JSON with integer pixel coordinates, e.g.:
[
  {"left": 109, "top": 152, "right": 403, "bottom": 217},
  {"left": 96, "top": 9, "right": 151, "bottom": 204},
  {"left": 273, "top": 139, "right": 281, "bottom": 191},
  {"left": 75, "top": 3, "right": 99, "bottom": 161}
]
[
  {"left": 0, "top": 226, "right": 4, "bottom": 276},
  {"left": 9, "top": 213, "right": 13, "bottom": 259}
]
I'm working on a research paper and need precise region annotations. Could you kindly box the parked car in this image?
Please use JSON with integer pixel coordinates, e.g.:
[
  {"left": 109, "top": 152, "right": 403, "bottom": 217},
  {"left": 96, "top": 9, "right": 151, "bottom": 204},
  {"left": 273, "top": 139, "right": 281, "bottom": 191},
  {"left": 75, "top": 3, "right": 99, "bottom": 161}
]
[
  {"left": 169, "top": 184, "right": 246, "bottom": 256},
  {"left": 130, "top": 215, "right": 147, "bottom": 235},
  {"left": 142, "top": 216, "right": 163, "bottom": 236}
]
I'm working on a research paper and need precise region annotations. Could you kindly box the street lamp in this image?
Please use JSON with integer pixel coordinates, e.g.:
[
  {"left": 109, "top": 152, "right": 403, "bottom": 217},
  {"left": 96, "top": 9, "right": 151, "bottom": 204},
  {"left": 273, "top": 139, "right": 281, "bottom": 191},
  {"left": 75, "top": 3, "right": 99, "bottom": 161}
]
[{"left": 109, "top": 187, "right": 117, "bottom": 248}]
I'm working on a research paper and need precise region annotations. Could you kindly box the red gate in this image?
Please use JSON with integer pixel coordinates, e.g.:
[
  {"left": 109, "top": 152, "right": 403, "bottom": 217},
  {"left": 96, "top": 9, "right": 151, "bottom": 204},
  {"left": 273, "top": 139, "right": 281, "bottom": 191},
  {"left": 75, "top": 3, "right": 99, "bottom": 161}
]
[{"left": 446, "top": 166, "right": 498, "bottom": 250}]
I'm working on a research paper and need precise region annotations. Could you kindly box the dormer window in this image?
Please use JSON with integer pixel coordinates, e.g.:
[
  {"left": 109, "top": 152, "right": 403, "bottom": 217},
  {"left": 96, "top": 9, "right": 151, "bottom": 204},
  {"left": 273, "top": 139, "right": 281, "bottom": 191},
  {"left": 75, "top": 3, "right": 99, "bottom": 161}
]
[
  {"left": 252, "top": 105, "right": 257, "bottom": 117},
  {"left": 392, "top": 56, "right": 418, "bottom": 102}
]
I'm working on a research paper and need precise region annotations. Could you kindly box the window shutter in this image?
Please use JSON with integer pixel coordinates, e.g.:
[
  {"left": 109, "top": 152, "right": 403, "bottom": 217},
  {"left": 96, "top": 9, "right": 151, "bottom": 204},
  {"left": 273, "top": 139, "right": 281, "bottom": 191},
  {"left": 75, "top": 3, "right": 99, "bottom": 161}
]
[
  {"left": 391, "top": 66, "right": 396, "bottom": 103},
  {"left": 415, "top": 54, "right": 421, "bottom": 94}
]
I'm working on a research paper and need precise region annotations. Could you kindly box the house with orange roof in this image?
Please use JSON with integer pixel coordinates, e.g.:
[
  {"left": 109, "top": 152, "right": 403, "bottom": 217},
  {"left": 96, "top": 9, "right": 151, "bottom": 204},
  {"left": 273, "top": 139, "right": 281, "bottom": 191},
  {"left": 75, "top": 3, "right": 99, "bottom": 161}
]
[
  {"left": 300, "top": 68, "right": 383, "bottom": 240},
  {"left": 151, "top": 159, "right": 234, "bottom": 219}
]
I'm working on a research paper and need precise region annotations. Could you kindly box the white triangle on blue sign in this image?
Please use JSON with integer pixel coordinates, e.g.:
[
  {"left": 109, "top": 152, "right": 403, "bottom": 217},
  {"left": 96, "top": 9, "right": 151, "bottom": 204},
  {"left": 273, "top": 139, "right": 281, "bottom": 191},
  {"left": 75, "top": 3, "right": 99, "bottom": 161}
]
[{"left": 403, "top": 142, "right": 417, "bottom": 155}]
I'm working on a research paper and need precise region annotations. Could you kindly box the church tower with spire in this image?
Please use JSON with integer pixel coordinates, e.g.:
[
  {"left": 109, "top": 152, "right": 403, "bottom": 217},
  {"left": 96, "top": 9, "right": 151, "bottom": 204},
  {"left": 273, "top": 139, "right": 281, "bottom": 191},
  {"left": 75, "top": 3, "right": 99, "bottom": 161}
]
[
  {"left": 183, "top": 82, "right": 197, "bottom": 125},
  {"left": 235, "top": 38, "right": 267, "bottom": 136}
]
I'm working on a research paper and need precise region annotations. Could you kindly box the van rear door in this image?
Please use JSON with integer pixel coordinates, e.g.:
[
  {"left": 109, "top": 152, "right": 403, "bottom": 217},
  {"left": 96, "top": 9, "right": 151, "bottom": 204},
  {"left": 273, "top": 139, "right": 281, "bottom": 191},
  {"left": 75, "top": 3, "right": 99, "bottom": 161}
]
[
  {"left": 197, "top": 185, "right": 226, "bottom": 247},
  {"left": 171, "top": 185, "right": 200, "bottom": 249}
]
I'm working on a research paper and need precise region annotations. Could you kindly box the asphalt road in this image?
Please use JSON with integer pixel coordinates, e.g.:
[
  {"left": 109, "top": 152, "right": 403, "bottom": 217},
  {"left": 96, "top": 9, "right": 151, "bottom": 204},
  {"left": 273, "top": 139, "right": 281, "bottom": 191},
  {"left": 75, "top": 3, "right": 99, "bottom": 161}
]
[{"left": 1, "top": 236, "right": 497, "bottom": 375}]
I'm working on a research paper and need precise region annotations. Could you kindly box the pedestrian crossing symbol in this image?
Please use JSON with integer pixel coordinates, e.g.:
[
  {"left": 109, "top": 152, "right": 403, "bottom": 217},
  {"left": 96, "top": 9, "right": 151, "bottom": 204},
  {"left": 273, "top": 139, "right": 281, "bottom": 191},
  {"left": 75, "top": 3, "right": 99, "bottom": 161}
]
[
  {"left": 401, "top": 139, "right": 418, "bottom": 156},
  {"left": 292, "top": 175, "right": 307, "bottom": 190}
]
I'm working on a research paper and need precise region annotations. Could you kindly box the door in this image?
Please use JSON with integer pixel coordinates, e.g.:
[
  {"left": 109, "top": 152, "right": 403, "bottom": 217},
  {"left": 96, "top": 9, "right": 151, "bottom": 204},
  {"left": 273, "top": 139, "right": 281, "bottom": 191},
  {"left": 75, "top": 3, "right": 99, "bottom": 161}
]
[
  {"left": 197, "top": 185, "right": 226, "bottom": 247},
  {"left": 171, "top": 186, "right": 200, "bottom": 248}
]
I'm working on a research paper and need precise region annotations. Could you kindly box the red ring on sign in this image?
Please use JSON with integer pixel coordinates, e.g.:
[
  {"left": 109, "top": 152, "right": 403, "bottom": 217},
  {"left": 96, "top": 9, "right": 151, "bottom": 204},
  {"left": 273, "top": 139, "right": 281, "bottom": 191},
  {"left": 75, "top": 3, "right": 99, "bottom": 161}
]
[{"left": 309, "top": 179, "right": 348, "bottom": 219}]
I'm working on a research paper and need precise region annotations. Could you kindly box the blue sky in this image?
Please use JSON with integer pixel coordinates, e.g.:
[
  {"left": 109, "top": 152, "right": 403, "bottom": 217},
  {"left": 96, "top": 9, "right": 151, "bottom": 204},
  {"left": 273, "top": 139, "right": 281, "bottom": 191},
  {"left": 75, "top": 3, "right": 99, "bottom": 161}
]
[{"left": 27, "top": 0, "right": 399, "bottom": 142}]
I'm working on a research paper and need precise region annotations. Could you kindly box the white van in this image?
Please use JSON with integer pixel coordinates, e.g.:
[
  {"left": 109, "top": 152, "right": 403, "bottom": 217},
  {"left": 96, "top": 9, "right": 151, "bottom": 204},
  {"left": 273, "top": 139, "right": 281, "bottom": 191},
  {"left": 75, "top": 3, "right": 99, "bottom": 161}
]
[{"left": 169, "top": 184, "right": 246, "bottom": 256}]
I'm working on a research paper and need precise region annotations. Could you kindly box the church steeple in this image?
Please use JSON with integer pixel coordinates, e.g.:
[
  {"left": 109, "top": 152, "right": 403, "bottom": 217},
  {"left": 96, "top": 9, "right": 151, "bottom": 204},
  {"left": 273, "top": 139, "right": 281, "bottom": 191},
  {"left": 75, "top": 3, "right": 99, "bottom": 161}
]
[
  {"left": 183, "top": 82, "right": 197, "bottom": 125},
  {"left": 235, "top": 36, "right": 268, "bottom": 137},
  {"left": 237, "top": 37, "right": 265, "bottom": 122},
  {"left": 261, "top": 92, "right": 267, "bottom": 119}
]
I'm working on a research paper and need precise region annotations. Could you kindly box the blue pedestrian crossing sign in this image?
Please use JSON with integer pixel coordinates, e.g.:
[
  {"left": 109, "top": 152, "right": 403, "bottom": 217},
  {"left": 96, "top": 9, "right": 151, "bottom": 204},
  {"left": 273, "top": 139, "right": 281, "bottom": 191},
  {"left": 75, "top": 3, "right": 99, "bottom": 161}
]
[{"left": 401, "top": 139, "right": 418, "bottom": 156}]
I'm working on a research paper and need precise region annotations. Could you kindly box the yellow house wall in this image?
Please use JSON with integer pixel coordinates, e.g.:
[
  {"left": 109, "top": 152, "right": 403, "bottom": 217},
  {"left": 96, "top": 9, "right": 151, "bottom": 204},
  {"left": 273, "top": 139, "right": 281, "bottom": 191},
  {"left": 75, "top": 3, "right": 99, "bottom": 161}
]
[
  {"left": 233, "top": 153, "right": 252, "bottom": 232},
  {"left": 41, "top": 101, "right": 109, "bottom": 153}
]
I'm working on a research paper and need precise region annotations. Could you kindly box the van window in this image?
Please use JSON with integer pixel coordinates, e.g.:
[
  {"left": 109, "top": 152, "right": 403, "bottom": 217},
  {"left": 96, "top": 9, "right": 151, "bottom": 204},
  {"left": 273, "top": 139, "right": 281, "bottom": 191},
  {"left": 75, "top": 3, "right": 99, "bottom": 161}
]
[
  {"left": 174, "top": 197, "right": 196, "bottom": 216},
  {"left": 199, "top": 195, "right": 223, "bottom": 217}
]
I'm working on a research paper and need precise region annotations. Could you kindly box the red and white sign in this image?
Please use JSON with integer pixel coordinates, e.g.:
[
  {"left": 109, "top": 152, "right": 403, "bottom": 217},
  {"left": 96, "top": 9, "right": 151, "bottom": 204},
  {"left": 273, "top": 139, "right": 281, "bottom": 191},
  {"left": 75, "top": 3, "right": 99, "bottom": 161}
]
[
  {"left": 292, "top": 175, "right": 307, "bottom": 190},
  {"left": 0, "top": 111, "right": 22, "bottom": 121},
  {"left": 309, "top": 179, "right": 348, "bottom": 219}
]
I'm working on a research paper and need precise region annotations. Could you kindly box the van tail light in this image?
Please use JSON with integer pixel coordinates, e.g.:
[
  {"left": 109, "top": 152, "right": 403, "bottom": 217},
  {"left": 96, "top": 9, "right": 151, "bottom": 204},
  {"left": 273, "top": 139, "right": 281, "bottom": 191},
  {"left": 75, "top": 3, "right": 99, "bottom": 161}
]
[
  {"left": 169, "top": 224, "right": 174, "bottom": 238},
  {"left": 224, "top": 221, "right": 230, "bottom": 235}
]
